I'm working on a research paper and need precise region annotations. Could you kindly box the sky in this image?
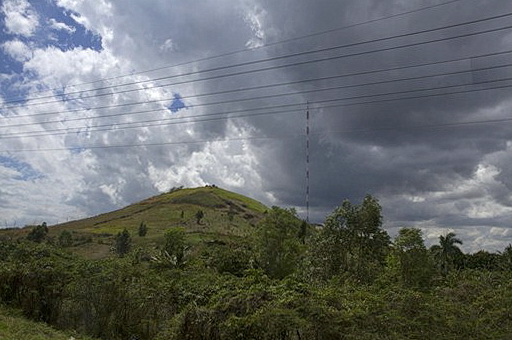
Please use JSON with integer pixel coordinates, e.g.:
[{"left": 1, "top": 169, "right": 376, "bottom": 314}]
[{"left": 1, "top": 0, "right": 512, "bottom": 252}]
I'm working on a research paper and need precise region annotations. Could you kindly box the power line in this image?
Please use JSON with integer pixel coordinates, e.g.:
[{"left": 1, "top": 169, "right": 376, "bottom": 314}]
[
  {"left": 330, "top": 116, "right": 512, "bottom": 134},
  {"left": 2, "top": 101, "right": 305, "bottom": 130},
  {"left": 3, "top": 9, "right": 511, "bottom": 110},
  {"left": 4, "top": 75, "right": 512, "bottom": 141},
  {"left": 0, "top": 106, "right": 303, "bottom": 139},
  {"left": 1, "top": 134, "right": 305, "bottom": 153},
  {"left": 1, "top": 3, "right": 511, "bottom": 149},
  {"left": 316, "top": 76, "right": 512, "bottom": 108},
  {"left": 5, "top": 44, "right": 512, "bottom": 124},
  {"left": 2, "top": 57, "right": 512, "bottom": 135},
  {"left": 0, "top": 0, "right": 466, "bottom": 104},
  {"left": 3, "top": 111, "right": 512, "bottom": 153}
]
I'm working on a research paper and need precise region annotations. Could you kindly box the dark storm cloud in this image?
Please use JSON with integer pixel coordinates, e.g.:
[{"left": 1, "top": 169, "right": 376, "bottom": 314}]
[{"left": 232, "top": 0, "right": 512, "bottom": 244}]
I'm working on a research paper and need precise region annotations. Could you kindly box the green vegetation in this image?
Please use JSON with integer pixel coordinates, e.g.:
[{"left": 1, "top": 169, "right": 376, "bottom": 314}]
[
  {"left": 0, "top": 305, "right": 95, "bottom": 340},
  {"left": 138, "top": 221, "right": 148, "bottom": 237},
  {"left": 309, "top": 195, "right": 390, "bottom": 282},
  {"left": 26, "top": 222, "right": 48, "bottom": 243},
  {"left": 431, "top": 232, "right": 464, "bottom": 275},
  {"left": 389, "top": 227, "right": 434, "bottom": 289},
  {"left": 255, "top": 207, "right": 305, "bottom": 279},
  {"left": 1, "top": 187, "right": 512, "bottom": 339},
  {"left": 57, "top": 230, "right": 73, "bottom": 247},
  {"left": 114, "top": 228, "right": 131, "bottom": 257},
  {"left": 162, "top": 227, "right": 187, "bottom": 268},
  {"left": 0, "top": 186, "right": 267, "bottom": 260},
  {"left": 195, "top": 209, "right": 204, "bottom": 224}
]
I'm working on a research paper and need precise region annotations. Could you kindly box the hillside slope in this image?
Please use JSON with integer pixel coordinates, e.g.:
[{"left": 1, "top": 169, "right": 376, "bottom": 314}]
[{"left": 2, "top": 186, "right": 268, "bottom": 259}]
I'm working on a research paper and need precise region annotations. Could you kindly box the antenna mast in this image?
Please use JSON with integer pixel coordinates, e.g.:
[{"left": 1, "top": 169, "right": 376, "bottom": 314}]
[{"left": 306, "top": 102, "right": 310, "bottom": 223}]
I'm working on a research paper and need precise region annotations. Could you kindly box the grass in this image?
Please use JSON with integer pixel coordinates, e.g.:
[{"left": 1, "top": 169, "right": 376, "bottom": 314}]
[{"left": 0, "top": 305, "right": 95, "bottom": 340}]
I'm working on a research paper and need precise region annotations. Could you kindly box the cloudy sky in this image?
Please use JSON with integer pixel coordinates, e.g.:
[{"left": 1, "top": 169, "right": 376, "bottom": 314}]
[{"left": 1, "top": 0, "right": 512, "bottom": 251}]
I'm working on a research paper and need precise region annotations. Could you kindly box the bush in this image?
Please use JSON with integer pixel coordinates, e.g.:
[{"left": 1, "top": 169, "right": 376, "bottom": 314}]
[
  {"left": 58, "top": 230, "right": 73, "bottom": 247},
  {"left": 114, "top": 229, "right": 131, "bottom": 257},
  {"left": 138, "top": 222, "right": 148, "bottom": 237},
  {"left": 26, "top": 222, "right": 48, "bottom": 243}
]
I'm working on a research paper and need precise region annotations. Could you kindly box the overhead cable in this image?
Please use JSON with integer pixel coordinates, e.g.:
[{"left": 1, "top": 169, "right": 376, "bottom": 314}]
[{"left": 0, "top": 0, "right": 466, "bottom": 104}]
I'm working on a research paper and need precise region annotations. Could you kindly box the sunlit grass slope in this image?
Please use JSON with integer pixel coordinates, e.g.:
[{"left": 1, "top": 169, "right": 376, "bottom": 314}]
[{"left": 1, "top": 186, "right": 268, "bottom": 259}]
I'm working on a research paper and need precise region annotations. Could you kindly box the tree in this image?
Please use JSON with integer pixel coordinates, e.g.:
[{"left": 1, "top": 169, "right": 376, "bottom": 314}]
[
  {"left": 27, "top": 222, "right": 48, "bottom": 243},
  {"left": 114, "top": 228, "right": 131, "bottom": 257},
  {"left": 255, "top": 207, "right": 305, "bottom": 279},
  {"left": 394, "top": 228, "right": 425, "bottom": 252},
  {"left": 195, "top": 210, "right": 204, "bottom": 224},
  {"left": 390, "top": 227, "right": 434, "bottom": 289},
  {"left": 138, "top": 222, "right": 148, "bottom": 237},
  {"left": 311, "top": 195, "right": 390, "bottom": 281},
  {"left": 430, "top": 232, "right": 463, "bottom": 275}
]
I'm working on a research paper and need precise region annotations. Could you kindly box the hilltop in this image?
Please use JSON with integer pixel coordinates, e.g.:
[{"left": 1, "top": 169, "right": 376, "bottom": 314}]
[{"left": 2, "top": 186, "right": 268, "bottom": 259}]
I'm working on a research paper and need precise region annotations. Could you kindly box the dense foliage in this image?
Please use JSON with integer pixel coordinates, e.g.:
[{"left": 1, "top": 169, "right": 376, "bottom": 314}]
[{"left": 1, "top": 196, "right": 512, "bottom": 339}]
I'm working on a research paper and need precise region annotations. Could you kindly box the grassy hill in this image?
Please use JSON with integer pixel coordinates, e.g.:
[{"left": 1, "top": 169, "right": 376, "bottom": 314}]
[{"left": 1, "top": 186, "right": 268, "bottom": 259}]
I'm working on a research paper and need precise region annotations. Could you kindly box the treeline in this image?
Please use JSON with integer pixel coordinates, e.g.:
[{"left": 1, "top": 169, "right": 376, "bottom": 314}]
[{"left": 1, "top": 196, "right": 512, "bottom": 339}]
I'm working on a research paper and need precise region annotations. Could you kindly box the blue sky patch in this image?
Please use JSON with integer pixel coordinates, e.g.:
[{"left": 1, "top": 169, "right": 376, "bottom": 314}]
[
  {"left": 168, "top": 93, "right": 186, "bottom": 113},
  {"left": 30, "top": 0, "right": 102, "bottom": 52},
  {"left": 0, "top": 73, "right": 27, "bottom": 106},
  {"left": 0, "top": 155, "right": 43, "bottom": 181},
  {"left": 0, "top": 1, "right": 102, "bottom": 60},
  {"left": 0, "top": 0, "right": 102, "bottom": 103},
  {"left": 0, "top": 50, "right": 23, "bottom": 74}
]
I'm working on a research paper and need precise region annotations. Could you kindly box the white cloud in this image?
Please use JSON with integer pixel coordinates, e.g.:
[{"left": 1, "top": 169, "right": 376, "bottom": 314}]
[
  {"left": 0, "top": 151, "right": 91, "bottom": 227},
  {"left": 48, "top": 18, "right": 76, "bottom": 33},
  {"left": 243, "top": 5, "right": 267, "bottom": 49},
  {"left": 159, "top": 38, "right": 176, "bottom": 53},
  {"left": 1, "top": 0, "right": 39, "bottom": 37},
  {"left": 0, "top": 30, "right": 134, "bottom": 224},
  {"left": 100, "top": 182, "right": 124, "bottom": 205},
  {"left": 2, "top": 39, "right": 31, "bottom": 62},
  {"left": 382, "top": 159, "right": 512, "bottom": 252},
  {"left": 55, "top": 0, "right": 113, "bottom": 41},
  {"left": 147, "top": 120, "right": 272, "bottom": 205},
  {"left": 0, "top": 0, "right": 268, "bottom": 223}
]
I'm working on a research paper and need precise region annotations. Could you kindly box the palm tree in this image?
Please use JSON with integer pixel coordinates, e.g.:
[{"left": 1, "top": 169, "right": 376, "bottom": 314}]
[{"left": 430, "top": 232, "right": 463, "bottom": 275}]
